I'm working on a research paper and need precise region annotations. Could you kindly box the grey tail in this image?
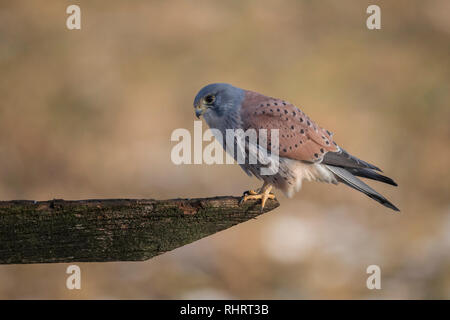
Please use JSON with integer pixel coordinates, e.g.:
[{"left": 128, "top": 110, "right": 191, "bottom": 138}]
[
  {"left": 322, "top": 148, "right": 382, "bottom": 172},
  {"left": 326, "top": 165, "right": 400, "bottom": 212},
  {"left": 346, "top": 168, "right": 398, "bottom": 186}
]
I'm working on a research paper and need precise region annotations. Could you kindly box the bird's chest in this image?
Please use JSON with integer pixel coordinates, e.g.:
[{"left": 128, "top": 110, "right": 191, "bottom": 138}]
[
  {"left": 203, "top": 110, "right": 248, "bottom": 159},
  {"left": 204, "top": 110, "right": 242, "bottom": 136}
]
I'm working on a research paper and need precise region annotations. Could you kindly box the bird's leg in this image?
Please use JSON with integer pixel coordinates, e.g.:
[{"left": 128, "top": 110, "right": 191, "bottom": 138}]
[{"left": 240, "top": 182, "right": 276, "bottom": 210}]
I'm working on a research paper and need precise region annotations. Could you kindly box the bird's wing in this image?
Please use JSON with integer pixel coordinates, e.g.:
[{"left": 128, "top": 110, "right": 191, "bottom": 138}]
[{"left": 240, "top": 90, "right": 339, "bottom": 163}]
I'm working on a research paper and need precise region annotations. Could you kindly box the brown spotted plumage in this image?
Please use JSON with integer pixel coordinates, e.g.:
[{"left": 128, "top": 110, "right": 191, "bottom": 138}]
[{"left": 240, "top": 90, "right": 339, "bottom": 163}]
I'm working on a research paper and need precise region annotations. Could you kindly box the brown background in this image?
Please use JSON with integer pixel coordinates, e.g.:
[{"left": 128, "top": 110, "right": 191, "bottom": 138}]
[{"left": 0, "top": 0, "right": 449, "bottom": 299}]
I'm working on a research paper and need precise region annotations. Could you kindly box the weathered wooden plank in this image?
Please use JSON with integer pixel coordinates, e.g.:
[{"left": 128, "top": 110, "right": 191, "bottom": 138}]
[{"left": 0, "top": 197, "right": 279, "bottom": 264}]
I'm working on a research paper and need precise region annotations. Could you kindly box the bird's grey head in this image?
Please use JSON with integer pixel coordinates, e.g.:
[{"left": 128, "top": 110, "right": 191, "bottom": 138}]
[{"left": 193, "top": 83, "right": 244, "bottom": 120}]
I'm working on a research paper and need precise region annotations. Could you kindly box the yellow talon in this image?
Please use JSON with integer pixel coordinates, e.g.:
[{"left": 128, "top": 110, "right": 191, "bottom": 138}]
[{"left": 239, "top": 183, "right": 275, "bottom": 211}]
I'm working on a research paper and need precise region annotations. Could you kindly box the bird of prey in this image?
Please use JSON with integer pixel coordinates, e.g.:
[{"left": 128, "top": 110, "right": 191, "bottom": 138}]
[{"left": 194, "top": 83, "right": 399, "bottom": 211}]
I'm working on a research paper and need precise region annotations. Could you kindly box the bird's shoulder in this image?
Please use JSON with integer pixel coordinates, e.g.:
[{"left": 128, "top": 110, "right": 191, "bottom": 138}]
[{"left": 240, "top": 90, "right": 339, "bottom": 162}]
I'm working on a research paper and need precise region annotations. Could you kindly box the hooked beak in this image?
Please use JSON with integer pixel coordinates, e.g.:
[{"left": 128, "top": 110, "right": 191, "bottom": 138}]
[{"left": 195, "top": 103, "right": 208, "bottom": 118}]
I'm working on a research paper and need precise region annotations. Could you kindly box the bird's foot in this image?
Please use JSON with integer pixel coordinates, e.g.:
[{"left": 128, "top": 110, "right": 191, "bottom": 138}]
[
  {"left": 245, "top": 189, "right": 259, "bottom": 195},
  {"left": 239, "top": 189, "right": 276, "bottom": 212}
]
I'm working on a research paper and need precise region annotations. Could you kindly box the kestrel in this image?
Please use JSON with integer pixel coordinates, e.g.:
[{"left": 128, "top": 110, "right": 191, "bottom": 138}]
[{"left": 194, "top": 83, "right": 399, "bottom": 211}]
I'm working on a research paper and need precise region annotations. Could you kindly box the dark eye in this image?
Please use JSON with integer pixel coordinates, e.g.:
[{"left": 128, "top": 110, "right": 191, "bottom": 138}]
[{"left": 204, "top": 95, "right": 215, "bottom": 104}]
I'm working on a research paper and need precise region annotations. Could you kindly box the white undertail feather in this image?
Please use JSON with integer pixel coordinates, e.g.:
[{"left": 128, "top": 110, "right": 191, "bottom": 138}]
[
  {"left": 280, "top": 158, "right": 338, "bottom": 198},
  {"left": 238, "top": 147, "right": 339, "bottom": 198}
]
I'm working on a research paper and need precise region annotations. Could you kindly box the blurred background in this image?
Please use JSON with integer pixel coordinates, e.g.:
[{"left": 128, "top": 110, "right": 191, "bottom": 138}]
[{"left": 0, "top": 0, "right": 449, "bottom": 299}]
